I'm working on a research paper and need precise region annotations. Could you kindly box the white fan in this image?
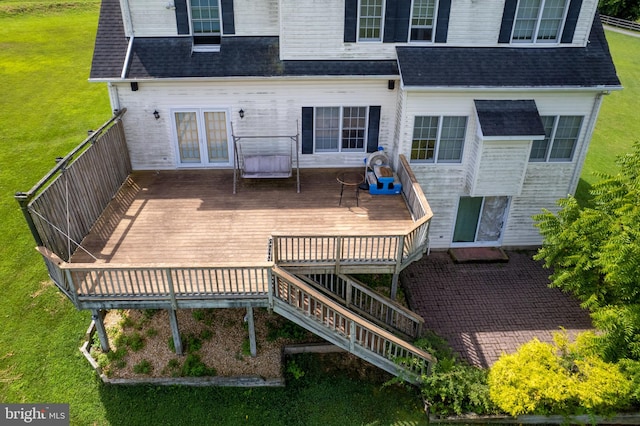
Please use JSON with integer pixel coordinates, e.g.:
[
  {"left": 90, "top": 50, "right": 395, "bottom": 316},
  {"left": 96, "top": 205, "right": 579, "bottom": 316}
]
[{"left": 365, "top": 149, "right": 389, "bottom": 169}]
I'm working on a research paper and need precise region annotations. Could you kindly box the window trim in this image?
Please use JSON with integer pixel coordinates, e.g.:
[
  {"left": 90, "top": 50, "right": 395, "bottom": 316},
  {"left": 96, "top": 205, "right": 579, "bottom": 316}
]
[
  {"left": 357, "top": 0, "right": 386, "bottom": 42},
  {"left": 510, "top": 0, "right": 570, "bottom": 44},
  {"left": 408, "top": 0, "right": 438, "bottom": 43},
  {"left": 529, "top": 115, "right": 583, "bottom": 163},
  {"left": 189, "top": 0, "right": 223, "bottom": 52},
  {"left": 313, "top": 106, "right": 369, "bottom": 154},
  {"left": 410, "top": 115, "right": 468, "bottom": 164}
]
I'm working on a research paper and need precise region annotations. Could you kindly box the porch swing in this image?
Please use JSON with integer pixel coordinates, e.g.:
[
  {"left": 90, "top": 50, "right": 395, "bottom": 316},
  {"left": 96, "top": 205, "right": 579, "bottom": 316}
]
[{"left": 231, "top": 122, "right": 301, "bottom": 194}]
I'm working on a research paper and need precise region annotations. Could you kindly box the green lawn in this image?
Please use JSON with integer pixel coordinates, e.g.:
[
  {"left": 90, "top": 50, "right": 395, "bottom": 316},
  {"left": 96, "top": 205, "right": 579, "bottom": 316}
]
[
  {"left": 575, "top": 30, "right": 640, "bottom": 203},
  {"left": 1, "top": 4, "right": 638, "bottom": 424}
]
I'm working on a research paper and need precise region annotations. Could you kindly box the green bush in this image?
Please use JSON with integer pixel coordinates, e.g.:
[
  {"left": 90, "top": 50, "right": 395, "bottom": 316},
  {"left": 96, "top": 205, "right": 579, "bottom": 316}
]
[
  {"left": 489, "top": 333, "right": 632, "bottom": 416},
  {"left": 133, "top": 359, "right": 152, "bottom": 375},
  {"left": 115, "top": 332, "right": 145, "bottom": 352},
  {"left": 181, "top": 354, "right": 216, "bottom": 377},
  {"left": 415, "top": 332, "right": 496, "bottom": 416}
]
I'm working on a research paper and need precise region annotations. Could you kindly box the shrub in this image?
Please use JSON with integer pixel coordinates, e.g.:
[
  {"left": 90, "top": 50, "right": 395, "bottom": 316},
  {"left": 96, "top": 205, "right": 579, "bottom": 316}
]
[
  {"left": 415, "top": 332, "right": 496, "bottom": 416},
  {"left": 116, "top": 332, "right": 145, "bottom": 352},
  {"left": 133, "top": 359, "right": 152, "bottom": 375},
  {"left": 266, "top": 318, "right": 308, "bottom": 341},
  {"left": 489, "top": 333, "right": 632, "bottom": 416},
  {"left": 181, "top": 354, "right": 216, "bottom": 377}
]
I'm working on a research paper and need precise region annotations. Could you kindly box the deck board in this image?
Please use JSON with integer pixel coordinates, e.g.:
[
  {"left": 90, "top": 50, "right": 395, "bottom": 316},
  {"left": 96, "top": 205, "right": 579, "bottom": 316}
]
[{"left": 71, "top": 169, "right": 414, "bottom": 265}]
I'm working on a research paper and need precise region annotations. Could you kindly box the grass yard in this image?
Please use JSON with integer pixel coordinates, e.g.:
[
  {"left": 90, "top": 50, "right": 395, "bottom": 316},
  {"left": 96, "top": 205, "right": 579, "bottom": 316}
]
[
  {"left": 575, "top": 30, "right": 640, "bottom": 204},
  {"left": 0, "top": 2, "right": 638, "bottom": 423}
]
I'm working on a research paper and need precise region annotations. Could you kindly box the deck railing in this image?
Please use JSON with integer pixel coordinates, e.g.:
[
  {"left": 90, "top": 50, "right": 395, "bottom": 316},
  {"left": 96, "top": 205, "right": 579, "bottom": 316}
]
[
  {"left": 16, "top": 109, "right": 130, "bottom": 262},
  {"left": 37, "top": 247, "right": 272, "bottom": 309},
  {"left": 301, "top": 273, "right": 424, "bottom": 338},
  {"left": 271, "top": 267, "right": 434, "bottom": 383}
]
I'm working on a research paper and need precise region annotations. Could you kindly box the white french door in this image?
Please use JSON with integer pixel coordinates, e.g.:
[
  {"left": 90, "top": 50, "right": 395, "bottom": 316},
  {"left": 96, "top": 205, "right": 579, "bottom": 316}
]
[
  {"left": 452, "top": 196, "right": 510, "bottom": 246},
  {"left": 172, "top": 109, "right": 231, "bottom": 167}
]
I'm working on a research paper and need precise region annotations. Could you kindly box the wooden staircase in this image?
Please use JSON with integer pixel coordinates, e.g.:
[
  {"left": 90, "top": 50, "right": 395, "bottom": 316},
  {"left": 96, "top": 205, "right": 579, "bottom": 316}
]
[{"left": 271, "top": 266, "right": 435, "bottom": 384}]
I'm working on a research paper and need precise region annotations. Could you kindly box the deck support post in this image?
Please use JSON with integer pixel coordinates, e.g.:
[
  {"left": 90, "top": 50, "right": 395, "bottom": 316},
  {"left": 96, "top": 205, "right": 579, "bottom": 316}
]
[
  {"left": 390, "top": 273, "right": 399, "bottom": 301},
  {"left": 168, "top": 309, "right": 183, "bottom": 355},
  {"left": 91, "top": 309, "right": 110, "bottom": 352},
  {"left": 246, "top": 307, "right": 257, "bottom": 357}
]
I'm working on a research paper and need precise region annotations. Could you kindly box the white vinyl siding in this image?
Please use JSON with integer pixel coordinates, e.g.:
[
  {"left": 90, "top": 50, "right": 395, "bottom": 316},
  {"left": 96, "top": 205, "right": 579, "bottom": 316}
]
[
  {"left": 410, "top": 0, "right": 437, "bottom": 42},
  {"left": 358, "top": 0, "right": 385, "bottom": 41},
  {"left": 411, "top": 116, "right": 467, "bottom": 163},
  {"left": 314, "top": 106, "right": 368, "bottom": 153},
  {"left": 512, "top": 0, "right": 568, "bottom": 43},
  {"left": 529, "top": 115, "right": 583, "bottom": 162}
]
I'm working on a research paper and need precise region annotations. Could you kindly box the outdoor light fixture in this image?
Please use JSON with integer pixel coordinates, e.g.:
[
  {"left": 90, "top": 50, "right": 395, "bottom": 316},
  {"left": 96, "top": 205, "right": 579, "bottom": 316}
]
[
  {"left": 239, "top": 109, "right": 245, "bottom": 119},
  {"left": 153, "top": 110, "right": 160, "bottom": 120}
]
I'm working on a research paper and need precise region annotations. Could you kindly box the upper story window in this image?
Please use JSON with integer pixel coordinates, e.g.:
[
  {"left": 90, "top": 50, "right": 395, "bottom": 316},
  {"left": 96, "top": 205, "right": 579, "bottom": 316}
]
[
  {"left": 315, "top": 107, "right": 368, "bottom": 152},
  {"left": 191, "top": 0, "right": 221, "bottom": 49},
  {"left": 358, "top": 0, "right": 384, "bottom": 41},
  {"left": 411, "top": 116, "right": 467, "bottom": 163},
  {"left": 410, "top": 0, "right": 437, "bottom": 42},
  {"left": 512, "top": 0, "right": 568, "bottom": 43},
  {"left": 529, "top": 115, "right": 583, "bottom": 162}
]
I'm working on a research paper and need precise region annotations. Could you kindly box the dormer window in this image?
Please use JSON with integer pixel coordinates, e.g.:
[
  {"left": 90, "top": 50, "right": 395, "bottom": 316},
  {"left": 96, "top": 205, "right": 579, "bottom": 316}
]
[
  {"left": 191, "top": 0, "right": 221, "bottom": 51},
  {"left": 410, "top": 0, "right": 437, "bottom": 42},
  {"left": 512, "top": 0, "right": 568, "bottom": 43},
  {"left": 358, "top": 0, "right": 384, "bottom": 41}
]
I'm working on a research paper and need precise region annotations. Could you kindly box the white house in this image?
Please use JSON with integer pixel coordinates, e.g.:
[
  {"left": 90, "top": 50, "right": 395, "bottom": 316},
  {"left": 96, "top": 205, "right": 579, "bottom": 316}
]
[{"left": 90, "top": 0, "right": 620, "bottom": 250}]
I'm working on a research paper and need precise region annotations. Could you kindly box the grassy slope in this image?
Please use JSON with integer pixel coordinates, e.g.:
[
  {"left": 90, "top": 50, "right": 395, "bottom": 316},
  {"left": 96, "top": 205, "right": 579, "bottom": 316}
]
[
  {"left": 575, "top": 30, "right": 640, "bottom": 203},
  {"left": 0, "top": 8, "right": 426, "bottom": 426}
]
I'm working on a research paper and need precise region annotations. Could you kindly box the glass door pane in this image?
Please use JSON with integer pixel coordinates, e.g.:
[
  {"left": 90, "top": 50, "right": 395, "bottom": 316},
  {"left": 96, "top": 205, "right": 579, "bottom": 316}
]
[
  {"left": 175, "top": 112, "right": 201, "bottom": 164},
  {"left": 453, "top": 197, "right": 483, "bottom": 243},
  {"left": 204, "top": 111, "right": 229, "bottom": 163},
  {"left": 477, "top": 196, "right": 509, "bottom": 242}
]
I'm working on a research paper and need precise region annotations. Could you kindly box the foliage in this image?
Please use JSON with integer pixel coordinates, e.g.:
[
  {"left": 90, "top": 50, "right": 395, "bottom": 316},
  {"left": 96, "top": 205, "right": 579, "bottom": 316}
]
[
  {"left": 115, "top": 332, "right": 145, "bottom": 352},
  {"left": 598, "top": 0, "right": 640, "bottom": 20},
  {"left": 181, "top": 354, "right": 216, "bottom": 377},
  {"left": 133, "top": 359, "right": 153, "bottom": 375},
  {"left": 415, "top": 332, "right": 497, "bottom": 416},
  {"left": 285, "top": 360, "right": 306, "bottom": 380},
  {"left": 535, "top": 143, "right": 640, "bottom": 360},
  {"left": 266, "top": 317, "right": 309, "bottom": 341},
  {"left": 489, "top": 333, "right": 632, "bottom": 416}
]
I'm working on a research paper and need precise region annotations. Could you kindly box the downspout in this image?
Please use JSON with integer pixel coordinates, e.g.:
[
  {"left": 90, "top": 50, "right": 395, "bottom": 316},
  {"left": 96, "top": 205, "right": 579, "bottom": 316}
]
[
  {"left": 121, "top": 36, "right": 134, "bottom": 80},
  {"left": 568, "top": 92, "right": 605, "bottom": 195}
]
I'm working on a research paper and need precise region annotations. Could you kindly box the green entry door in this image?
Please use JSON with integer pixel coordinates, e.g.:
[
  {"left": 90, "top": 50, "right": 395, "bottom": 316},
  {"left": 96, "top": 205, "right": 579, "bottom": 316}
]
[{"left": 453, "top": 196, "right": 509, "bottom": 244}]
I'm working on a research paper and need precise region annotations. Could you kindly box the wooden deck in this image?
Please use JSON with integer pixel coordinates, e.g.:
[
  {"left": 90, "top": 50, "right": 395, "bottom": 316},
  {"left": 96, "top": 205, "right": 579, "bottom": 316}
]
[{"left": 71, "top": 169, "right": 414, "bottom": 265}]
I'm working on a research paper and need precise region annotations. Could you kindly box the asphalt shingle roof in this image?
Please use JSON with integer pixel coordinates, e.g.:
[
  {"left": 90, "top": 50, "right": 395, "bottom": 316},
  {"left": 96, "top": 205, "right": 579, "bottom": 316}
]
[
  {"left": 90, "top": 0, "right": 620, "bottom": 90},
  {"left": 474, "top": 100, "right": 546, "bottom": 138},
  {"left": 396, "top": 15, "right": 620, "bottom": 89}
]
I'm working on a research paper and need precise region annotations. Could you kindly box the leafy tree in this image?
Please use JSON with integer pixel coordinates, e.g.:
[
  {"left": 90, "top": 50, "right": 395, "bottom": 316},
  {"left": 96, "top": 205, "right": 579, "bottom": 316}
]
[
  {"left": 534, "top": 142, "right": 640, "bottom": 361},
  {"left": 599, "top": 0, "right": 640, "bottom": 21}
]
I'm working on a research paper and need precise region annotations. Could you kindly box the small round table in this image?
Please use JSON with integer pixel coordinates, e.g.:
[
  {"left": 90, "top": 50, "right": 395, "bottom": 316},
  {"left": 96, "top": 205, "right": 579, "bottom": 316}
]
[{"left": 337, "top": 172, "right": 365, "bottom": 207}]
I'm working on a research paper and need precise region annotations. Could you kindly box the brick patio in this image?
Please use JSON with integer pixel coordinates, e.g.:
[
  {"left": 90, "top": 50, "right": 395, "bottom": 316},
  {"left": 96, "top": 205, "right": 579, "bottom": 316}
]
[{"left": 401, "top": 250, "right": 593, "bottom": 367}]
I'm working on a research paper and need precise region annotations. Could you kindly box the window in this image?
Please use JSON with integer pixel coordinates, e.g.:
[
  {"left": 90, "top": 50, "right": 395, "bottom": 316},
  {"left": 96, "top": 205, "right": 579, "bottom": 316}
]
[
  {"left": 191, "top": 0, "right": 221, "bottom": 48},
  {"left": 529, "top": 115, "right": 582, "bottom": 162},
  {"left": 512, "top": 0, "right": 568, "bottom": 43},
  {"left": 410, "top": 0, "right": 437, "bottom": 42},
  {"left": 314, "top": 107, "right": 368, "bottom": 152},
  {"left": 358, "top": 0, "right": 384, "bottom": 41},
  {"left": 411, "top": 116, "right": 467, "bottom": 163}
]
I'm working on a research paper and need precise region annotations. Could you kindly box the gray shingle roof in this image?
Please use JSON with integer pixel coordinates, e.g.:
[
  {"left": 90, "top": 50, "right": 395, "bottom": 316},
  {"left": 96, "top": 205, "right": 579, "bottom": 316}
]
[
  {"left": 474, "top": 100, "right": 546, "bottom": 138},
  {"left": 396, "top": 15, "right": 620, "bottom": 89},
  {"left": 90, "top": 0, "right": 620, "bottom": 90}
]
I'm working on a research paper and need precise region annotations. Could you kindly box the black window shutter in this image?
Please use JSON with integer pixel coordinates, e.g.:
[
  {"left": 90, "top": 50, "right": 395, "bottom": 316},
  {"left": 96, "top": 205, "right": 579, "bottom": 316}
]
[
  {"left": 221, "top": 0, "right": 235, "bottom": 35},
  {"left": 434, "top": 0, "right": 451, "bottom": 43},
  {"left": 383, "top": 1, "right": 398, "bottom": 43},
  {"left": 561, "top": 0, "right": 582, "bottom": 43},
  {"left": 302, "top": 107, "right": 314, "bottom": 154},
  {"left": 175, "top": 0, "right": 190, "bottom": 35},
  {"left": 498, "top": 0, "right": 518, "bottom": 43},
  {"left": 344, "top": 0, "right": 358, "bottom": 42},
  {"left": 367, "top": 106, "right": 381, "bottom": 153}
]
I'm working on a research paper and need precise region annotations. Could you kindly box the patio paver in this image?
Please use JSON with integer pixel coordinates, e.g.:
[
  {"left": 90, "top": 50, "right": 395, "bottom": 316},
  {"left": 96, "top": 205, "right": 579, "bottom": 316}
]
[{"left": 401, "top": 250, "right": 593, "bottom": 367}]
